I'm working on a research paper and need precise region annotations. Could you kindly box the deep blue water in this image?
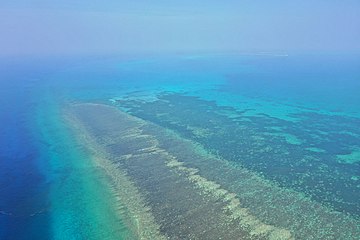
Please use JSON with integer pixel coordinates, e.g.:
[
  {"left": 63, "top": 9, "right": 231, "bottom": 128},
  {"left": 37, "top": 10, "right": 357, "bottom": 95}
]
[{"left": 0, "top": 62, "right": 50, "bottom": 239}]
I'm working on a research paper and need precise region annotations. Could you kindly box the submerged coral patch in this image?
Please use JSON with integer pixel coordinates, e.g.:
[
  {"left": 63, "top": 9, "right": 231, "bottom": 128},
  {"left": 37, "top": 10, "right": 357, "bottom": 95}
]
[{"left": 67, "top": 103, "right": 360, "bottom": 240}]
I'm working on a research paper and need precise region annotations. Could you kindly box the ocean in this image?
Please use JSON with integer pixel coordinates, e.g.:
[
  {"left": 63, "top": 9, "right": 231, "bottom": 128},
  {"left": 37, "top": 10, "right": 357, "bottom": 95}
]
[{"left": 1, "top": 54, "right": 359, "bottom": 239}]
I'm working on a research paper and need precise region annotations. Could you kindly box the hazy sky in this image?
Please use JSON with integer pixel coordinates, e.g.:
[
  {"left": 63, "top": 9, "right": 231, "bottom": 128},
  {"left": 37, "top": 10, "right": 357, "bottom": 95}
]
[{"left": 1, "top": 1, "right": 359, "bottom": 56}]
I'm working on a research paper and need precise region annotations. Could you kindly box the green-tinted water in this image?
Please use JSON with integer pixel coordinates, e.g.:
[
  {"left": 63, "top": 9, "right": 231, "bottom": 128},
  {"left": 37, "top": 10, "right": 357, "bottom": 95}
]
[{"left": 36, "top": 97, "right": 134, "bottom": 239}]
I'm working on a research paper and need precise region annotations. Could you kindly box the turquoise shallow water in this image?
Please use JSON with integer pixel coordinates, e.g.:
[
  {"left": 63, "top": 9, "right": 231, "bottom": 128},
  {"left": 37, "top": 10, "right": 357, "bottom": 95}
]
[{"left": 1, "top": 54, "right": 359, "bottom": 239}]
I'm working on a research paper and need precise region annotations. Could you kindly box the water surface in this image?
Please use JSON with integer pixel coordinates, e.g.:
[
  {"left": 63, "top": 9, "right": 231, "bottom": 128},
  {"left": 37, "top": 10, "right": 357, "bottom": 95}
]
[{"left": 1, "top": 54, "right": 359, "bottom": 239}]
